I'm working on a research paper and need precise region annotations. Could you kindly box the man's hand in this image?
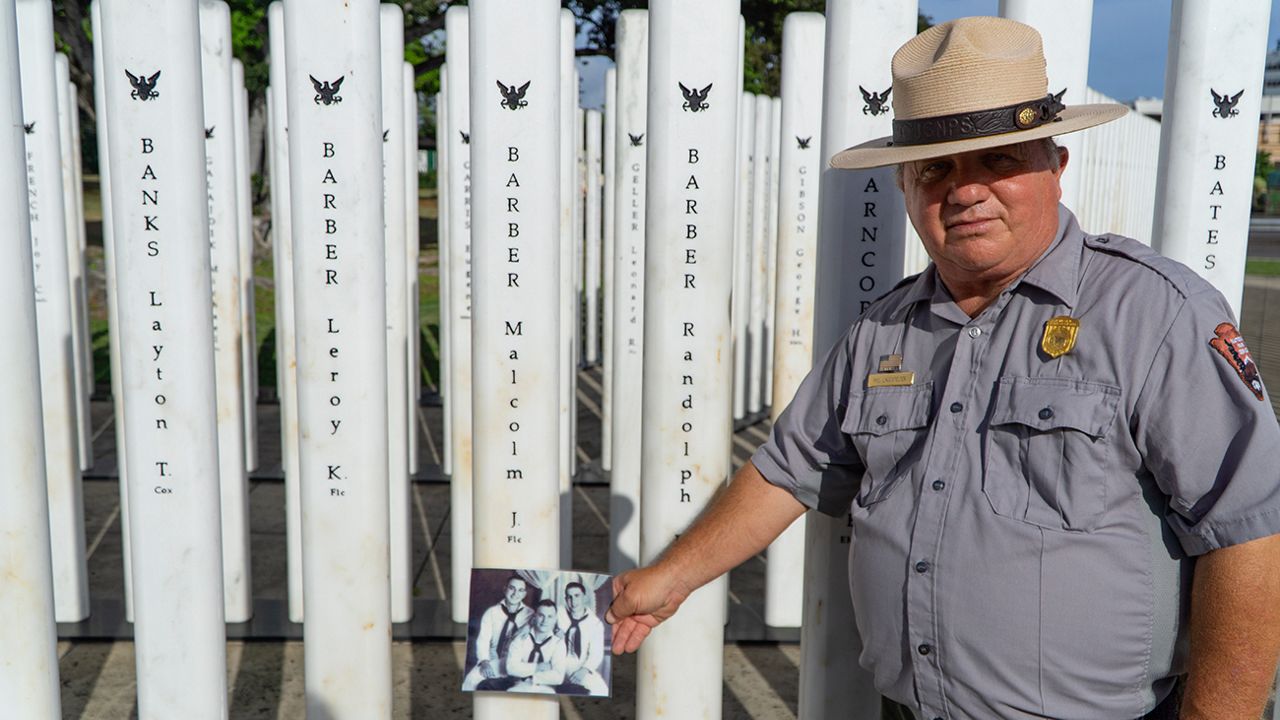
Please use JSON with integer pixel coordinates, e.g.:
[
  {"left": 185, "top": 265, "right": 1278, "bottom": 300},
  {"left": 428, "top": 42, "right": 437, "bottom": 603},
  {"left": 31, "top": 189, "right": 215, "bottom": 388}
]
[
  {"left": 568, "top": 668, "right": 589, "bottom": 685},
  {"left": 478, "top": 660, "right": 498, "bottom": 679},
  {"left": 603, "top": 462, "right": 806, "bottom": 655},
  {"left": 605, "top": 564, "right": 695, "bottom": 654}
]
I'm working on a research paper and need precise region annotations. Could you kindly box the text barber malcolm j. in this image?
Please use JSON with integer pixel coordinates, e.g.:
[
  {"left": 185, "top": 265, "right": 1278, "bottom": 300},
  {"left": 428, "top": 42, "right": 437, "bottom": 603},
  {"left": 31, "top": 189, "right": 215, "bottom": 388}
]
[{"left": 606, "top": 16, "right": 1280, "bottom": 720}]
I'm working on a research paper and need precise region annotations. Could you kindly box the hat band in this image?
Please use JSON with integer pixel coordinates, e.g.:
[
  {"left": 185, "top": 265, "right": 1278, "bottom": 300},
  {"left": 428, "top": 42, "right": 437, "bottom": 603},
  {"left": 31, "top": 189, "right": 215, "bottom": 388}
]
[{"left": 890, "top": 90, "right": 1067, "bottom": 147}]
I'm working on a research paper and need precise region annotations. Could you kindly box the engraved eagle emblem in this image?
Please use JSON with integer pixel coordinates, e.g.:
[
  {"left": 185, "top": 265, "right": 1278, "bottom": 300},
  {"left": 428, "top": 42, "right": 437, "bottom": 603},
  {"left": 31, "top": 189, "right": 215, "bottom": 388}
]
[
  {"left": 205, "top": 126, "right": 215, "bottom": 139},
  {"left": 1210, "top": 89, "right": 1243, "bottom": 119},
  {"left": 860, "top": 85, "right": 891, "bottom": 116},
  {"left": 496, "top": 80, "right": 531, "bottom": 110},
  {"left": 628, "top": 132, "right": 644, "bottom": 147},
  {"left": 23, "top": 121, "right": 34, "bottom": 134},
  {"left": 310, "top": 75, "right": 344, "bottom": 106},
  {"left": 679, "top": 82, "right": 712, "bottom": 112},
  {"left": 459, "top": 130, "right": 470, "bottom": 144},
  {"left": 125, "top": 70, "right": 161, "bottom": 101},
  {"left": 796, "top": 136, "right": 812, "bottom": 149}
]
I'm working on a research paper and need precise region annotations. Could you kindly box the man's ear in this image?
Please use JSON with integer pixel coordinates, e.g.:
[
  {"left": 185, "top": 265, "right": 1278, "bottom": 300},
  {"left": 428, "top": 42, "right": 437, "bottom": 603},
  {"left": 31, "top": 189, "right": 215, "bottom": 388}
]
[{"left": 1056, "top": 145, "right": 1070, "bottom": 175}]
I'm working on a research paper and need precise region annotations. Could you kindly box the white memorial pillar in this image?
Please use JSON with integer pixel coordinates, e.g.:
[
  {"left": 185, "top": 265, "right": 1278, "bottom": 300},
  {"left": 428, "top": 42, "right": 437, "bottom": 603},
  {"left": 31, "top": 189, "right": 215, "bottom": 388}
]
[
  {"left": 601, "top": 67, "right": 616, "bottom": 472},
  {"left": 70, "top": 80, "right": 94, "bottom": 462},
  {"left": 233, "top": 59, "right": 259, "bottom": 474},
  {"left": 746, "top": 94, "right": 772, "bottom": 415},
  {"left": 636, "top": 1, "right": 739, "bottom": 716},
  {"left": 585, "top": 109, "right": 603, "bottom": 366},
  {"left": 762, "top": 95, "right": 782, "bottom": 407},
  {"left": 471, "top": 3, "right": 562, "bottom": 718},
  {"left": 998, "top": 0, "right": 1092, "bottom": 211},
  {"left": 0, "top": 0, "right": 61, "bottom": 710},
  {"left": 445, "top": 5, "right": 475, "bottom": 622},
  {"left": 100, "top": 0, "right": 231, "bottom": 712},
  {"left": 55, "top": 54, "right": 94, "bottom": 474},
  {"left": 16, "top": 0, "right": 89, "bottom": 624},
  {"left": 91, "top": 0, "right": 134, "bottom": 621},
  {"left": 405, "top": 61, "right": 421, "bottom": 480},
  {"left": 267, "top": 0, "right": 304, "bottom": 623},
  {"left": 59, "top": 58, "right": 96, "bottom": 474},
  {"left": 729, "top": 19, "right": 745, "bottom": 428},
  {"left": 608, "top": 8, "right": 648, "bottom": 574},
  {"left": 199, "top": 0, "right": 252, "bottom": 623},
  {"left": 557, "top": 8, "right": 575, "bottom": 569},
  {"left": 575, "top": 101, "right": 586, "bottom": 367},
  {"left": 437, "top": 66, "right": 452, "bottom": 477},
  {"left": 799, "top": 2, "right": 915, "bottom": 718},
  {"left": 731, "top": 92, "right": 755, "bottom": 422},
  {"left": 283, "top": 0, "right": 394, "bottom": 712},
  {"left": 571, "top": 97, "right": 582, "bottom": 479},
  {"left": 381, "top": 2, "right": 413, "bottom": 624},
  {"left": 1152, "top": 0, "right": 1269, "bottom": 316},
  {"left": 765, "top": 12, "right": 824, "bottom": 630}
]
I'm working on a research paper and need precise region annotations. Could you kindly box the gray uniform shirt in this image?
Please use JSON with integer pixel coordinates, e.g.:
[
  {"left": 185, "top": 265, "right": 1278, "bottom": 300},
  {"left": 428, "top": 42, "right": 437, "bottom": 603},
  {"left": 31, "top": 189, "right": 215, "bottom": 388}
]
[{"left": 753, "top": 207, "right": 1280, "bottom": 719}]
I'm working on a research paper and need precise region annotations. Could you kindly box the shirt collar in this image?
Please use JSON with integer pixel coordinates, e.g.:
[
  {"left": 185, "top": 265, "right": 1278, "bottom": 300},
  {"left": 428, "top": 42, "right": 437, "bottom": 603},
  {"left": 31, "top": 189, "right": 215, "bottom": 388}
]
[
  {"left": 890, "top": 204, "right": 1083, "bottom": 319},
  {"left": 1013, "top": 204, "right": 1082, "bottom": 309}
]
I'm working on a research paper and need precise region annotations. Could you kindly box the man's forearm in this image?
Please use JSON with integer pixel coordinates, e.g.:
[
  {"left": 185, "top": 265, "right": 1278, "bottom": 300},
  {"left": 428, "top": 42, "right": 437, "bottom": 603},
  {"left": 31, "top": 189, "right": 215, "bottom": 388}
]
[
  {"left": 656, "top": 460, "right": 807, "bottom": 595},
  {"left": 1182, "top": 534, "right": 1280, "bottom": 720}
]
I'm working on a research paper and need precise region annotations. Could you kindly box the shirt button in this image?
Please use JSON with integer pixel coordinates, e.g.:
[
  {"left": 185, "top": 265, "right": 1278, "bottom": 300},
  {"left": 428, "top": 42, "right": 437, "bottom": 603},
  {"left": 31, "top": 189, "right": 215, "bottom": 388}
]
[
  {"left": 949, "top": 401, "right": 963, "bottom": 413},
  {"left": 875, "top": 415, "right": 888, "bottom": 426},
  {"left": 967, "top": 326, "right": 982, "bottom": 339},
  {"left": 1038, "top": 407, "right": 1054, "bottom": 420},
  {"left": 917, "top": 643, "right": 932, "bottom": 656},
  {"left": 915, "top": 560, "right": 930, "bottom": 573},
  {"left": 932, "top": 479, "right": 945, "bottom": 491}
]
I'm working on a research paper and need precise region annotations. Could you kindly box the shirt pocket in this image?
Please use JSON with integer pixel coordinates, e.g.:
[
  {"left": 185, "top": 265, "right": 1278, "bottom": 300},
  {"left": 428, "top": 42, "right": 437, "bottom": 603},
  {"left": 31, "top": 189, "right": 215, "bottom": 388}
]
[
  {"left": 983, "top": 376, "right": 1122, "bottom": 532},
  {"left": 842, "top": 382, "right": 934, "bottom": 507}
]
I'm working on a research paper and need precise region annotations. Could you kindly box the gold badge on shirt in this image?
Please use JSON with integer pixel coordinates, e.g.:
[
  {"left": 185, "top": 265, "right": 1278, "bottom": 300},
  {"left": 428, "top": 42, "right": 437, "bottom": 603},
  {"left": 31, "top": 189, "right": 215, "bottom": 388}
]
[
  {"left": 867, "top": 354, "right": 916, "bottom": 387},
  {"left": 1041, "top": 316, "right": 1080, "bottom": 358}
]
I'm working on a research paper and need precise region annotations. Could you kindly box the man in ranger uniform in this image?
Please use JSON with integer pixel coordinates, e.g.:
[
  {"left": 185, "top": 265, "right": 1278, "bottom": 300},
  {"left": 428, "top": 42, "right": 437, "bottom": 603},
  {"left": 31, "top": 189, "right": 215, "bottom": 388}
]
[{"left": 607, "top": 16, "right": 1280, "bottom": 720}]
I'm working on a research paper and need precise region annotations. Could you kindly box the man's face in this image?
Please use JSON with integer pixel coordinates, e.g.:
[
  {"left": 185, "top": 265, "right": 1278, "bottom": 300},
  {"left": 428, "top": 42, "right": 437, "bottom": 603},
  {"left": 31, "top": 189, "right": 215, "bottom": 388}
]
[
  {"left": 566, "top": 586, "right": 585, "bottom": 614},
  {"left": 534, "top": 605, "right": 556, "bottom": 634},
  {"left": 503, "top": 579, "right": 527, "bottom": 606},
  {"left": 900, "top": 141, "right": 1066, "bottom": 286}
]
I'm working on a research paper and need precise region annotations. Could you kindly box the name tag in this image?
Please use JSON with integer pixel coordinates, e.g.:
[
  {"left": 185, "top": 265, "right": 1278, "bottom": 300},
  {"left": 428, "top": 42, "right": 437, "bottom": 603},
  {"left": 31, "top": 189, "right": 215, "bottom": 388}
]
[{"left": 867, "top": 371, "right": 915, "bottom": 388}]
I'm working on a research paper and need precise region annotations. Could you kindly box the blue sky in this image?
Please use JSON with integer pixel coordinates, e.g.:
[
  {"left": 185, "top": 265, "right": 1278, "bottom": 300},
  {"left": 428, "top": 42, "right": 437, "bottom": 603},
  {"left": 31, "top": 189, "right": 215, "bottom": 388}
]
[
  {"left": 577, "top": 1, "right": 1280, "bottom": 108},
  {"left": 920, "top": 0, "right": 1280, "bottom": 101}
]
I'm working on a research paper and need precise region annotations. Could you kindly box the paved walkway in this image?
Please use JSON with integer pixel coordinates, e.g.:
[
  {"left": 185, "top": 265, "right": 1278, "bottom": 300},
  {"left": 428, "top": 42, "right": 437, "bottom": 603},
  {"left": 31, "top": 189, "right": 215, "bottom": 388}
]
[{"left": 54, "top": 276, "right": 1280, "bottom": 718}]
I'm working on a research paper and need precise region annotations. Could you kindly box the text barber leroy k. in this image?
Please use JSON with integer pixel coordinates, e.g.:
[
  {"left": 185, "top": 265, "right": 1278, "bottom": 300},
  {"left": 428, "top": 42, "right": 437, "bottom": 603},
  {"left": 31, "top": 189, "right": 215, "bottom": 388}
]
[{"left": 606, "top": 16, "right": 1280, "bottom": 720}]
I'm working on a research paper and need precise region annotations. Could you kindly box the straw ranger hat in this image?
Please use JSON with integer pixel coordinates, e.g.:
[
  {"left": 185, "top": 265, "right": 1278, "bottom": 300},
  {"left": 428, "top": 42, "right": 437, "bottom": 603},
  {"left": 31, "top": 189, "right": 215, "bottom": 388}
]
[{"left": 831, "top": 16, "right": 1128, "bottom": 170}]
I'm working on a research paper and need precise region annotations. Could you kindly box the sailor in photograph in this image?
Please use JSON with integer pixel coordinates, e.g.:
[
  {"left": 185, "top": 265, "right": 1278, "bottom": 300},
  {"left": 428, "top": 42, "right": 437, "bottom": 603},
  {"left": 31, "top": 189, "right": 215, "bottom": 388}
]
[
  {"left": 490, "top": 599, "right": 567, "bottom": 693},
  {"left": 462, "top": 575, "right": 533, "bottom": 691},
  {"left": 556, "top": 581, "right": 608, "bottom": 695}
]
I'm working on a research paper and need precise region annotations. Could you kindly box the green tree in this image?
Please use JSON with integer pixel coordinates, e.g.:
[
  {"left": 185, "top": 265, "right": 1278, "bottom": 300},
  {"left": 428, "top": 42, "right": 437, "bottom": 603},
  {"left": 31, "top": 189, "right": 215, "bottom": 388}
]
[{"left": 565, "top": 1, "right": 933, "bottom": 96}]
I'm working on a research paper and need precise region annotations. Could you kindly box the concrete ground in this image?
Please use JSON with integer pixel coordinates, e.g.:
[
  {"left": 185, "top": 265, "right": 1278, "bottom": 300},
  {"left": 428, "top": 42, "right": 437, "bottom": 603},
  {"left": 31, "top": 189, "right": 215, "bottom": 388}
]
[{"left": 55, "top": 276, "right": 1280, "bottom": 719}]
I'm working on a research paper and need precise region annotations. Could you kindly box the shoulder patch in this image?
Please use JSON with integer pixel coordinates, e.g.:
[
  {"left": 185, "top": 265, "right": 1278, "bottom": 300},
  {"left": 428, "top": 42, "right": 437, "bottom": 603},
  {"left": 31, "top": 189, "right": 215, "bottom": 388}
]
[
  {"left": 1209, "top": 322, "right": 1265, "bottom": 400},
  {"left": 1082, "top": 234, "right": 1204, "bottom": 299}
]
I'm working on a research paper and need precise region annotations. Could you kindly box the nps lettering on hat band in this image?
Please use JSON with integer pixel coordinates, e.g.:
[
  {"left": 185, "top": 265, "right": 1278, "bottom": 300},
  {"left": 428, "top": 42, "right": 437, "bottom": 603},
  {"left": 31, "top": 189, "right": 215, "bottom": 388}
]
[{"left": 889, "top": 89, "right": 1067, "bottom": 147}]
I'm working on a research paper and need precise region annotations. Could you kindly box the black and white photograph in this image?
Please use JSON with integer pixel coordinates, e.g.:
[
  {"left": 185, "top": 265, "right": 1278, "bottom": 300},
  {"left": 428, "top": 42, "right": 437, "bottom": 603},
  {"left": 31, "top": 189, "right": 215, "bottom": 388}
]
[{"left": 461, "top": 568, "right": 613, "bottom": 697}]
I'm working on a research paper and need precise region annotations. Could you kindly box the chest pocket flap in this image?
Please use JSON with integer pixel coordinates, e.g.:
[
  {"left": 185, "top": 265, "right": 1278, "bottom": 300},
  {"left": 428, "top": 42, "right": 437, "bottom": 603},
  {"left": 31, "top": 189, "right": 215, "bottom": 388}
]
[
  {"left": 843, "top": 383, "right": 935, "bottom": 436},
  {"left": 991, "top": 376, "right": 1120, "bottom": 438},
  {"left": 986, "top": 376, "right": 1122, "bottom": 531},
  {"left": 842, "top": 383, "right": 934, "bottom": 506}
]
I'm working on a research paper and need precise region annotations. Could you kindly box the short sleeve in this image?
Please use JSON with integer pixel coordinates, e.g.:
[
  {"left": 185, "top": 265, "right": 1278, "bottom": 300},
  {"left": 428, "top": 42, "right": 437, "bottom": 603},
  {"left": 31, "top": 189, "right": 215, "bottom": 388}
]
[
  {"left": 751, "top": 330, "right": 864, "bottom": 517},
  {"left": 1133, "top": 288, "right": 1280, "bottom": 555}
]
